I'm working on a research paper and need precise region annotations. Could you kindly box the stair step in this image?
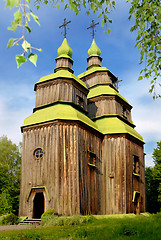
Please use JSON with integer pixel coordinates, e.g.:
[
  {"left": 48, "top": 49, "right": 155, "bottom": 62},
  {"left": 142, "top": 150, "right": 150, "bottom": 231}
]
[{"left": 19, "top": 218, "right": 41, "bottom": 225}]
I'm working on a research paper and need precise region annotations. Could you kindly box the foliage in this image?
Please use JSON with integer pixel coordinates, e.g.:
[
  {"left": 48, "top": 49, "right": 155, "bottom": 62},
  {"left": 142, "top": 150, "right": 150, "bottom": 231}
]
[
  {"left": 152, "top": 141, "right": 161, "bottom": 208},
  {"left": 1, "top": 213, "right": 19, "bottom": 225},
  {"left": 41, "top": 208, "right": 55, "bottom": 219},
  {"left": 0, "top": 214, "right": 161, "bottom": 239},
  {"left": 5, "top": 0, "right": 42, "bottom": 68},
  {"left": 41, "top": 214, "right": 95, "bottom": 226},
  {"left": 0, "top": 136, "right": 21, "bottom": 216},
  {"left": 4, "top": 0, "right": 161, "bottom": 96},
  {"left": 128, "top": 0, "right": 161, "bottom": 98},
  {"left": 0, "top": 191, "right": 13, "bottom": 215},
  {"left": 145, "top": 141, "right": 161, "bottom": 213}
]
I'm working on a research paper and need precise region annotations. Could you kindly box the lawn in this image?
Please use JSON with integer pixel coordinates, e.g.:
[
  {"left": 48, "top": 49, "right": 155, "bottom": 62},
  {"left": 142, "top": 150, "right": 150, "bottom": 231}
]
[{"left": 0, "top": 213, "right": 160, "bottom": 240}]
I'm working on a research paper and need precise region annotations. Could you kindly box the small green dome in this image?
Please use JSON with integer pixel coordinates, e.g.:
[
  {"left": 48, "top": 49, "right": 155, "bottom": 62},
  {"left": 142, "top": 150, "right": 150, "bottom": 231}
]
[
  {"left": 88, "top": 38, "right": 101, "bottom": 57},
  {"left": 57, "top": 38, "right": 72, "bottom": 59}
]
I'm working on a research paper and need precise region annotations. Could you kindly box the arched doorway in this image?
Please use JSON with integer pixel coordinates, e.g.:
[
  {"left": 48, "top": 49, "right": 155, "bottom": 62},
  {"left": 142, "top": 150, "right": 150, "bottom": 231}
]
[{"left": 33, "top": 192, "right": 44, "bottom": 218}]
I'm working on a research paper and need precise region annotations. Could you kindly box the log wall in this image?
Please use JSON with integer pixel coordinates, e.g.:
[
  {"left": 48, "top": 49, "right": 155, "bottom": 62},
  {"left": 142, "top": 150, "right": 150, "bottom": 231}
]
[
  {"left": 35, "top": 80, "right": 87, "bottom": 111},
  {"left": 82, "top": 72, "right": 112, "bottom": 88},
  {"left": 125, "top": 137, "right": 145, "bottom": 213},
  {"left": 19, "top": 121, "right": 102, "bottom": 217},
  {"left": 88, "top": 97, "right": 132, "bottom": 123},
  {"left": 101, "top": 134, "right": 145, "bottom": 215}
]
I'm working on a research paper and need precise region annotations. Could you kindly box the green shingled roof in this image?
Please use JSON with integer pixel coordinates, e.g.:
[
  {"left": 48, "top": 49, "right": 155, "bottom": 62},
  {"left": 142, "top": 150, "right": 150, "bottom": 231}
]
[
  {"left": 88, "top": 38, "right": 101, "bottom": 57},
  {"left": 35, "top": 69, "right": 88, "bottom": 90},
  {"left": 57, "top": 38, "right": 72, "bottom": 59},
  {"left": 94, "top": 116, "right": 143, "bottom": 142},
  {"left": 78, "top": 66, "right": 109, "bottom": 79},
  {"left": 22, "top": 103, "right": 98, "bottom": 131},
  {"left": 87, "top": 84, "right": 129, "bottom": 104}
]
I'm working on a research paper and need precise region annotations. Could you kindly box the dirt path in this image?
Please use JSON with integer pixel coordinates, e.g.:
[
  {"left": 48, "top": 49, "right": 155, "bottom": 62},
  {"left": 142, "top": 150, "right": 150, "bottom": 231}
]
[{"left": 0, "top": 224, "right": 40, "bottom": 231}]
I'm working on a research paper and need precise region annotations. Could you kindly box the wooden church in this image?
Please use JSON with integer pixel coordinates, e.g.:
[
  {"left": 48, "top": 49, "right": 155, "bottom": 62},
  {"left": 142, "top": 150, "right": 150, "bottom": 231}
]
[{"left": 19, "top": 20, "right": 145, "bottom": 218}]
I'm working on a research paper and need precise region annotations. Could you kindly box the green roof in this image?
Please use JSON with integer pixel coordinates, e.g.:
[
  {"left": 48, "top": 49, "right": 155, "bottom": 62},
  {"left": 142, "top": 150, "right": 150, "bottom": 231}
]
[
  {"left": 22, "top": 103, "right": 98, "bottom": 131},
  {"left": 94, "top": 116, "right": 144, "bottom": 142},
  {"left": 57, "top": 38, "right": 72, "bottom": 59},
  {"left": 78, "top": 66, "right": 109, "bottom": 79},
  {"left": 35, "top": 69, "right": 88, "bottom": 90},
  {"left": 88, "top": 38, "right": 101, "bottom": 57},
  {"left": 87, "top": 84, "right": 129, "bottom": 104}
]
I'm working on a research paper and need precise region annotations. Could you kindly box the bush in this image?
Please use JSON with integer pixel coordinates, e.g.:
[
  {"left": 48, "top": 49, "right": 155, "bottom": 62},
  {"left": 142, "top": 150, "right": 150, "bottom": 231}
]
[
  {"left": 1, "top": 213, "right": 18, "bottom": 225},
  {"left": 41, "top": 214, "right": 96, "bottom": 227},
  {"left": 41, "top": 208, "right": 55, "bottom": 219}
]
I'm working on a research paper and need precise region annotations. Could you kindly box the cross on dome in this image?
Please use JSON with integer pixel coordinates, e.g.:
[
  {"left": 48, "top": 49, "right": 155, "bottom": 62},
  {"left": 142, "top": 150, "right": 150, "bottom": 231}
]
[
  {"left": 59, "top": 18, "right": 71, "bottom": 38},
  {"left": 87, "top": 19, "right": 99, "bottom": 38}
]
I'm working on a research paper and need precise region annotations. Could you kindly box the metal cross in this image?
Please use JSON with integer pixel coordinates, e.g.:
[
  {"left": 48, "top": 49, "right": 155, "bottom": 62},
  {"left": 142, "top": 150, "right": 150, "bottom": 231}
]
[
  {"left": 116, "top": 77, "right": 123, "bottom": 89},
  {"left": 59, "top": 18, "right": 71, "bottom": 38},
  {"left": 87, "top": 19, "right": 99, "bottom": 38}
]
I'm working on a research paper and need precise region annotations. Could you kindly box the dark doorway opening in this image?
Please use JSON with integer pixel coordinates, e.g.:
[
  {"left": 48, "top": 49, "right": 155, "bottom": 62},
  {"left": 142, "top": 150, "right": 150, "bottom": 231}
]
[{"left": 33, "top": 192, "right": 44, "bottom": 218}]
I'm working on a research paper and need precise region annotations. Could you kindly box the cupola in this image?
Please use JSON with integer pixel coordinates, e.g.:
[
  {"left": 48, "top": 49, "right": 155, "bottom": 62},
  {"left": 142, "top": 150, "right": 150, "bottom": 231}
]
[
  {"left": 55, "top": 38, "right": 73, "bottom": 73},
  {"left": 87, "top": 38, "right": 102, "bottom": 69}
]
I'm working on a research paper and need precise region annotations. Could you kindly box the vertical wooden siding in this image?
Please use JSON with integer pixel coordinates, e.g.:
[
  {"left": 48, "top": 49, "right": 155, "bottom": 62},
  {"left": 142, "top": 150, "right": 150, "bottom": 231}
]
[
  {"left": 19, "top": 121, "right": 102, "bottom": 217},
  {"left": 35, "top": 81, "right": 87, "bottom": 111},
  {"left": 125, "top": 138, "right": 145, "bottom": 213},
  {"left": 102, "top": 135, "right": 127, "bottom": 215}
]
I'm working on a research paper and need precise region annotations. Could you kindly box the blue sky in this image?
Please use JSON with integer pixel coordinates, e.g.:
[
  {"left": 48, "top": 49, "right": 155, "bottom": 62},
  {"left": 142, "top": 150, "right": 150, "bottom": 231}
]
[{"left": 0, "top": 0, "right": 161, "bottom": 167}]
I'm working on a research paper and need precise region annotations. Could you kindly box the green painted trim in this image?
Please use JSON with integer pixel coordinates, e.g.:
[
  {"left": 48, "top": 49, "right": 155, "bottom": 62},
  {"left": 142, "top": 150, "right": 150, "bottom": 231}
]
[
  {"left": 133, "top": 173, "right": 140, "bottom": 177},
  {"left": 94, "top": 116, "right": 144, "bottom": 142},
  {"left": 22, "top": 103, "right": 99, "bottom": 132},
  {"left": 88, "top": 163, "right": 97, "bottom": 168},
  {"left": 35, "top": 69, "right": 88, "bottom": 90},
  {"left": 88, "top": 149, "right": 96, "bottom": 155},
  {"left": 33, "top": 101, "right": 88, "bottom": 115},
  {"left": 27, "top": 186, "right": 50, "bottom": 201},
  {"left": 87, "top": 84, "right": 129, "bottom": 104},
  {"left": 132, "top": 191, "right": 140, "bottom": 202}
]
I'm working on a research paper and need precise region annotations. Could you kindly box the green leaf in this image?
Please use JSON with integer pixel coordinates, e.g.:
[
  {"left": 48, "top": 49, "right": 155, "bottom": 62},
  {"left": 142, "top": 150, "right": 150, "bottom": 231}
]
[
  {"left": 25, "top": 25, "right": 31, "bottom": 33},
  {"left": 7, "top": 38, "right": 16, "bottom": 48},
  {"left": 6, "top": 0, "right": 19, "bottom": 9},
  {"left": 108, "top": 28, "right": 111, "bottom": 35},
  {"left": 21, "top": 40, "right": 31, "bottom": 53},
  {"left": 138, "top": 76, "right": 143, "bottom": 80},
  {"left": 28, "top": 53, "right": 37, "bottom": 66},
  {"left": 30, "top": 12, "right": 40, "bottom": 26},
  {"left": 14, "top": 10, "right": 22, "bottom": 24},
  {"left": 16, "top": 55, "right": 27, "bottom": 68},
  {"left": 56, "top": 3, "right": 60, "bottom": 9},
  {"left": 8, "top": 21, "right": 18, "bottom": 31},
  {"left": 101, "top": 19, "right": 105, "bottom": 27}
]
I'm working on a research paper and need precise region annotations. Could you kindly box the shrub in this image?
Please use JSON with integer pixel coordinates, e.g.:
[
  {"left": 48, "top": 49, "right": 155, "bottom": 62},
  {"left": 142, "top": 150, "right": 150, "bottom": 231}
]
[
  {"left": 41, "top": 208, "right": 55, "bottom": 219},
  {"left": 1, "top": 213, "right": 18, "bottom": 225},
  {"left": 41, "top": 214, "right": 96, "bottom": 227}
]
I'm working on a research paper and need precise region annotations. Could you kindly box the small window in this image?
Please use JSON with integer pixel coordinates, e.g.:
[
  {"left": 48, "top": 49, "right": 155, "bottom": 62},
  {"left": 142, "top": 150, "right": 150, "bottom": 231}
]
[
  {"left": 88, "top": 150, "right": 96, "bottom": 166},
  {"left": 77, "top": 95, "right": 84, "bottom": 108},
  {"left": 133, "top": 156, "right": 139, "bottom": 174},
  {"left": 34, "top": 148, "right": 44, "bottom": 160},
  {"left": 122, "top": 106, "right": 127, "bottom": 119}
]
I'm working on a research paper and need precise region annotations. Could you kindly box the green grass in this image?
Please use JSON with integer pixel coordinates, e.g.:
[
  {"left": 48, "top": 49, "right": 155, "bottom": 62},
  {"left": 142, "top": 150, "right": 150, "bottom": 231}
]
[{"left": 0, "top": 213, "right": 160, "bottom": 240}]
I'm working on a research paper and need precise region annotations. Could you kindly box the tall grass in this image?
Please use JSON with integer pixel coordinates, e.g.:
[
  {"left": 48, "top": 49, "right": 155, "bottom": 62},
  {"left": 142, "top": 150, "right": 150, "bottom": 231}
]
[{"left": 0, "top": 213, "right": 160, "bottom": 240}]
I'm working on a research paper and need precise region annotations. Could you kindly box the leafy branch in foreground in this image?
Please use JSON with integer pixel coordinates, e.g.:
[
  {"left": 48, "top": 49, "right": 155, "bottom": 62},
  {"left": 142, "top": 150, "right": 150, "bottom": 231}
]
[
  {"left": 128, "top": 0, "right": 161, "bottom": 98},
  {"left": 6, "top": 0, "right": 42, "bottom": 68}
]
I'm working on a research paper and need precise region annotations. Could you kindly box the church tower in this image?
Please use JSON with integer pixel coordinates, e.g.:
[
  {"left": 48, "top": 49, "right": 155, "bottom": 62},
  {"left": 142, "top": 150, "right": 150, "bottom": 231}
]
[
  {"left": 78, "top": 30, "right": 145, "bottom": 214},
  {"left": 19, "top": 20, "right": 145, "bottom": 218}
]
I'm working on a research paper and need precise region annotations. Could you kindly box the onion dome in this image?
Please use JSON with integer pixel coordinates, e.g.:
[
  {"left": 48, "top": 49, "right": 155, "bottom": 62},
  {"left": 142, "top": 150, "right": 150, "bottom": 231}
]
[
  {"left": 88, "top": 38, "right": 101, "bottom": 57},
  {"left": 57, "top": 38, "right": 72, "bottom": 59}
]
